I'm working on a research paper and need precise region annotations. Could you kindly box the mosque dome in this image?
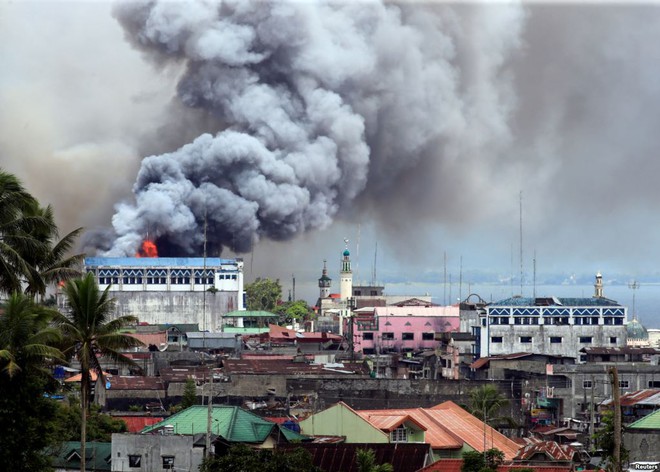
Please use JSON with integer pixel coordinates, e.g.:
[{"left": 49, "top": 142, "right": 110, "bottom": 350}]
[
  {"left": 626, "top": 318, "right": 649, "bottom": 340},
  {"left": 343, "top": 249, "right": 350, "bottom": 257}
]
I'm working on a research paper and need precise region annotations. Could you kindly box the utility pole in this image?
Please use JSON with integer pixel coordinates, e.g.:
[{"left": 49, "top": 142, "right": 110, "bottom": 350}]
[
  {"left": 206, "top": 382, "right": 213, "bottom": 459},
  {"left": 590, "top": 375, "right": 595, "bottom": 451},
  {"left": 609, "top": 367, "right": 622, "bottom": 472}
]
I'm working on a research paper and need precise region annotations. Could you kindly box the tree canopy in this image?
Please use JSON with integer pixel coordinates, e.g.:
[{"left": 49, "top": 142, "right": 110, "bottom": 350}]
[{"left": 245, "top": 277, "right": 282, "bottom": 311}]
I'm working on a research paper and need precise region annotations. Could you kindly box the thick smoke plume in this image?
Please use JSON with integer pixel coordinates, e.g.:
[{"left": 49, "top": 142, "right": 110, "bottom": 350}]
[{"left": 104, "top": 0, "right": 524, "bottom": 257}]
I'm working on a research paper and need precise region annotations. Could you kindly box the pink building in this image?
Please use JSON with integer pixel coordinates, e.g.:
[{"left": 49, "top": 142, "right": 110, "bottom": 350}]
[{"left": 349, "top": 305, "right": 460, "bottom": 354}]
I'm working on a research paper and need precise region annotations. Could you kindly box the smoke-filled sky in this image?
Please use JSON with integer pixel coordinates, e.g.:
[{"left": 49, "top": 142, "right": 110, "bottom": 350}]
[{"left": 4, "top": 1, "right": 660, "bottom": 304}]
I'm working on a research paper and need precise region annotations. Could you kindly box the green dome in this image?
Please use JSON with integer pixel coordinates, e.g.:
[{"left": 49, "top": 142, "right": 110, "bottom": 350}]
[
  {"left": 626, "top": 318, "right": 649, "bottom": 340},
  {"left": 343, "top": 249, "right": 350, "bottom": 256}
]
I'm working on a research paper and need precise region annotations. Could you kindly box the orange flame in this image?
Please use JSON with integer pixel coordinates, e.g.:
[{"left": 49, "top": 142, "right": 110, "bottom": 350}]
[{"left": 135, "top": 239, "right": 158, "bottom": 258}]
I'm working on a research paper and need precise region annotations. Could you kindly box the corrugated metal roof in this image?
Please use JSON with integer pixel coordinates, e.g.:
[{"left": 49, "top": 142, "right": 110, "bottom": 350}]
[
  {"left": 513, "top": 441, "right": 577, "bottom": 461},
  {"left": 356, "top": 408, "right": 463, "bottom": 450},
  {"left": 141, "top": 405, "right": 308, "bottom": 442},
  {"left": 627, "top": 409, "right": 660, "bottom": 430},
  {"left": 106, "top": 376, "right": 165, "bottom": 391},
  {"left": 224, "top": 359, "right": 369, "bottom": 376},
  {"left": 126, "top": 331, "right": 167, "bottom": 347},
  {"left": 49, "top": 441, "right": 112, "bottom": 471},
  {"left": 601, "top": 389, "right": 660, "bottom": 407},
  {"left": 85, "top": 257, "right": 238, "bottom": 267},
  {"left": 277, "top": 443, "right": 430, "bottom": 472},
  {"left": 420, "top": 459, "right": 572, "bottom": 472},
  {"left": 374, "top": 306, "right": 460, "bottom": 317},
  {"left": 224, "top": 310, "right": 278, "bottom": 318},
  {"left": 358, "top": 413, "right": 427, "bottom": 433},
  {"left": 427, "top": 401, "right": 521, "bottom": 460},
  {"left": 114, "top": 416, "right": 165, "bottom": 432}
]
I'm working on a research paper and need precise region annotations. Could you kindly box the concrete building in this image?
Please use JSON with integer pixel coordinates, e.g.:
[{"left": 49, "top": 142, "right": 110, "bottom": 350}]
[
  {"left": 479, "top": 273, "right": 628, "bottom": 360},
  {"left": 77, "top": 257, "right": 245, "bottom": 330},
  {"left": 353, "top": 305, "right": 460, "bottom": 355}
]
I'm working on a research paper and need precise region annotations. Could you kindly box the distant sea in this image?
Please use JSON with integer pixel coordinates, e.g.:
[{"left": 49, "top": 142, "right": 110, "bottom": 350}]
[{"left": 382, "top": 282, "right": 660, "bottom": 329}]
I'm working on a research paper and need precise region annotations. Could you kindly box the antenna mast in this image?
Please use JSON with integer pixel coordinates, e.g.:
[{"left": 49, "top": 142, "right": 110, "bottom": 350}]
[
  {"left": 443, "top": 251, "right": 447, "bottom": 306},
  {"left": 519, "top": 191, "right": 524, "bottom": 296}
]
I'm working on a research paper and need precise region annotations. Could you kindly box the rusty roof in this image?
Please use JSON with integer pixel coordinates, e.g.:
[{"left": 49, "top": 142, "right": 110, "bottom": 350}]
[
  {"left": 356, "top": 408, "right": 461, "bottom": 450},
  {"left": 114, "top": 415, "right": 165, "bottom": 432},
  {"left": 224, "top": 359, "right": 369, "bottom": 376},
  {"left": 601, "top": 389, "right": 660, "bottom": 407},
  {"left": 513, "top": 441, "right": 578, "bottom": 461},
  {"left": 581, "top": 346, "right": 660, "bottom": 355},
  {"left": 357, "top": 413, "right": 428, "bottom": 433},
  {"left": 427, "top": 401, "right": 521, "bottom": 460},
  {"left": 106, "top": 376, "right": 165, "bottom": 390},
  {"left": 159, "top": 366, "right": 214, "bottom": 383},
  {"left": 420, "top": 459, "right": 572, "bottom": 472}
]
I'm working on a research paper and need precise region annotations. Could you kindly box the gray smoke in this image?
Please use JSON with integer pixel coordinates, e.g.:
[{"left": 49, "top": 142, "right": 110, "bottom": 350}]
[{"left": 103, "top": 0, "right": 524, "bottom": 256}]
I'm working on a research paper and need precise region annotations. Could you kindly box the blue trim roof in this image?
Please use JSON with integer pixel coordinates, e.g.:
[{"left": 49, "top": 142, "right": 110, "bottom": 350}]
[
  {"left": 489, "top": 296, "right": 621, "bottom": 307},
  {"left": 85, "top": 257, "right": 238, "bottom": 268}
]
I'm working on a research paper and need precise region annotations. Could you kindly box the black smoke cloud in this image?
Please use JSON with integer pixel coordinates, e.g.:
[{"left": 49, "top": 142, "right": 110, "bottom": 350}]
[{"left": 102, "top": 0, "right": 524, "bottom": 257}]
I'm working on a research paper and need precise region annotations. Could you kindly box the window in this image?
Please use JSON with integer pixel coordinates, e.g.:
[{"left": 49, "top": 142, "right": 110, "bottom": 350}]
[
  {"left": 520, "top": 336, "right": 532, "bottom": 343},
  {"left": 579, "top": 336, "right": 593, "bottom": 344},
  {"left": 648, "top": 380, "right": 660, "bottom": 388},
  {"left": 583, "top": 380, "right": 593, "bottom": 389},
  {"left": 619, "top": 380, "right": 629, "bottom": 389},
  {"left": 128, "top": 455, "right": 141, "bottom": 468},
  {"left": 390, "top": 426, "right": 408, "bottom": 443},
  {"left": 402, "top": 332, "right": 414, "bottom": 341},
  {"left": 422, "top": 332, "right": 434, "bottom": 341},
  {"left": 162, "top": 456, "right": 175, "bottom": 469},
  {"left": 610, "top": 336, "right": 617, "bottom": 344},
  {"left": 363, "top": 332, "right": 373, "bottom": 340},
  {"left": 500, "top": 317, "right": 509, "bottom": 325},
  {"left": 550, "top": 337, "right": 562, "bottom": 344},
  {"left": 382, "top": 332, "right": 394, "bottom": 340},
  {"left": 491, "top": 336, "right": 503, "bottom": 343}
]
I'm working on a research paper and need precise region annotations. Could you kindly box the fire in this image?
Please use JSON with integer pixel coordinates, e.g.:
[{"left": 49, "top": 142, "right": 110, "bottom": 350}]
[{"left": 135, "top": 239, "right": 158, "bottom": 258}]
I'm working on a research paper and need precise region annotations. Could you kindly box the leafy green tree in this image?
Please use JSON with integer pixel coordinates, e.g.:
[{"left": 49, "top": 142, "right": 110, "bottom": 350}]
[
  {"left": 200, "top": 444, "right": 320, "bottom": 472},
  {"left": 245, "top": 277, "right": 282, "bottom": 311},
  {"left": 181, "top": 378, "right": 198, "bottom": 410},
  {"left": 54, "top": 401, "right": 128, "bottom": 442},
  {"left": 356, "top": 448, "right": 394, "bottom": 472},
  {"left": 461, "top": 448, "right": 504, "bottom": 472},
  {"left": 273, "top": 299, "right": 313, "bottom": 323},
  {"left": 0, "top": 169, "right": 54, "bottom": 295},
  {"left": 0, "top": 293, "right": 64, "bottom": 471},
  {"left": 54, "top": 273, "right": 144, "bottom": 472},
  {"left": 593, "top": 410, "right": 629, "bottom": 471}
]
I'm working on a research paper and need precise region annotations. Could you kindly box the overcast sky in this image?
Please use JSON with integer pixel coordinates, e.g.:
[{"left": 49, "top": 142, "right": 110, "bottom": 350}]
[{"left": 3, "top": 1, "right": 660, "bottom": 304}]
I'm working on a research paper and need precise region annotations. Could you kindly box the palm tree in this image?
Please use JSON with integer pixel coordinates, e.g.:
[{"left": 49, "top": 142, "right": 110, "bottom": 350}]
[
  {"left": 0, "top": 292, "right": 65, "bottom": 471},
  {"left": 21, "top": 203, "right": 84, "bottom": 300},
  {"left": 54, "top": 273, "right": 144, "bottom": 472},
  {"left": 0, "top": 291, "right": 62, "bottom": 378},
  {"left": 355, "top": 448, "right": 394, "bottom": 472},
  {"left": 0, "top": 170, "right": 52, "bottom": 295},
  {"left": 468, "top": 384, "right": 516, "bottom": 428}
]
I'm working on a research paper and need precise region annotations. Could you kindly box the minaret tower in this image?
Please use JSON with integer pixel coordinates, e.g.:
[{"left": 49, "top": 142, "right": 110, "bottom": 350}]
[
  {"left": 340, "top": 239, "right": 353, "bottom": 301},
  {"left": 594, "top": 272, "right": 603, "bottom": 298},
  {"left": 318, "top": 260, "right": 332, "bottom": 299}
]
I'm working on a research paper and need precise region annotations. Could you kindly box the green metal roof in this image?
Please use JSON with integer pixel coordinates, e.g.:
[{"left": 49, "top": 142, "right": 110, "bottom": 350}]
[
  {"left": 141, "top": 405, "right": 308, "bottom": 443},
  {"left": 627, "top": 409, "right": 660, "bottom": 430},
  {"left": 224, "top": 310, "right": 279, "bottom": 318},
  {"left": 49, "top": 441, "right": 112, "bottom": 471}
]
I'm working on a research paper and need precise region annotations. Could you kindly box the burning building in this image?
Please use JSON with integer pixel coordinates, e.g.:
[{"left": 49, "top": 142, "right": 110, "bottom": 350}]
[{"left": 79, "top": 254, "right": 244, "bottom": 331}]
